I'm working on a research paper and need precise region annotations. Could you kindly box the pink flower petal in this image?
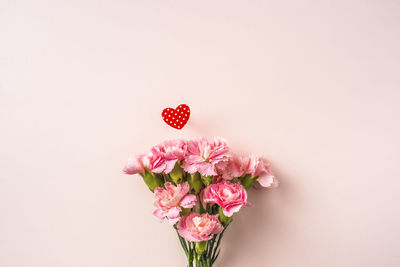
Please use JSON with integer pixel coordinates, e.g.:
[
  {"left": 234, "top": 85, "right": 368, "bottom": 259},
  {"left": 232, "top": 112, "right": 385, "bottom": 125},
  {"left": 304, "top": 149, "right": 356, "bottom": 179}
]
[
  {"left": 166, "top": 206, "right": 182, "bottom": 219},
  {"left": 258, "top": 173, "right": 276, "bottom": 188},
  {"left": 153, "top": 209, "right": 167, "bottom": 221},
  {"left": 180, "top": 194, "right": 197, "bottom": 208},
  {"left": 164, "top": 159, "right": 178, "bottom": 174},
  {"left": 222, "top": 203, "right": 243, "bottom": 217}
]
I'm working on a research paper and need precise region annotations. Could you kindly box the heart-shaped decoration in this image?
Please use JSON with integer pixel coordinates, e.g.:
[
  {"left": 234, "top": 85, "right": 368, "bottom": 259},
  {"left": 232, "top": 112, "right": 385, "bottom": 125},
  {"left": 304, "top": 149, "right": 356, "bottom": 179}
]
[{"left": 162, "top": 104, "right": 190, "bottom": 130}]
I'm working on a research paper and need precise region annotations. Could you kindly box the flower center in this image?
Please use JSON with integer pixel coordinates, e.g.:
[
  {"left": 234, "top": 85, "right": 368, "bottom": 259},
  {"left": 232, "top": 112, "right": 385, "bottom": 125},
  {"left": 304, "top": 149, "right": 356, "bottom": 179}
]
[{"left": 193, "top": 216, "right": 202, "bottom": 227}]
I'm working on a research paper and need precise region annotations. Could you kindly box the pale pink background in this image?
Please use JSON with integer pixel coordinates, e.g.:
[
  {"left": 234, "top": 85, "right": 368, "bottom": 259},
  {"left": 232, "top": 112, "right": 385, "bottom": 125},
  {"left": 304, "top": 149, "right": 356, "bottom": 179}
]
[{"left": 1, "top": 1, "right": 400, "bottom": 266}]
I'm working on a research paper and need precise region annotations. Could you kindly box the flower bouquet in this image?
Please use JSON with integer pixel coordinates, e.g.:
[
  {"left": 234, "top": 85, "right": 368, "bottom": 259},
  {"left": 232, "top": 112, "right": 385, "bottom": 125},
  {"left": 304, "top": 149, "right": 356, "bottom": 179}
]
[{"left": 123, "top": 137, "right": 277, "bottom": 267}]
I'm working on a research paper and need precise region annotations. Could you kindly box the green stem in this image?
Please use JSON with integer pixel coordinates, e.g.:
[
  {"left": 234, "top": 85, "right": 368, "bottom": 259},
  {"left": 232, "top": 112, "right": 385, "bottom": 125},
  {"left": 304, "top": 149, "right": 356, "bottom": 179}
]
[
  {"left": 177, "top": 231, "right": 188, "bottom": 257},
  {"left": 207, "top": 234, "right": 217, "bottom": 259},
  {"left": 188, "top": 242, "right": 193, "bottom": 267},
  {"left": 211, "top": 228, "right": 227, "bottom": 263},
  {"left": 184, "top": 235, "right": 225, "bottom": 267}
]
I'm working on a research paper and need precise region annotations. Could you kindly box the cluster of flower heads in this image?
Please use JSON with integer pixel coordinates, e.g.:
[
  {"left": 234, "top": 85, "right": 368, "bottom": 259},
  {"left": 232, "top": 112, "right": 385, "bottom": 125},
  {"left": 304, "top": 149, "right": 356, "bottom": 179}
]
[{"left": 123, "top": 137, "right": 277, "bottom": 242}]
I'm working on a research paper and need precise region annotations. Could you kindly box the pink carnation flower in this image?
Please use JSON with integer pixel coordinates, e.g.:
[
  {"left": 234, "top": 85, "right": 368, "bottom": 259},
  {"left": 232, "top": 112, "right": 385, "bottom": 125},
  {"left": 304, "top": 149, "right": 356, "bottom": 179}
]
[
  {"left": 123, "top": 151, "right": 168, "bottom": 174},
  {"left": 202, "top": 182, "right": 248, "bottom": 217},
  {"left": 124, "top": 140, "right": 187, "bottom": 175},
  {"left": 182, "top": 137, "right": 229, "bottom": 176},
  {"left": 252, "top": 158, "right": 278, "bottom": 188},
  {"left": 218, "top": 153, "right": 250, "bottom": 180},
  {"left": 218, "top": 154, "right": 278, "bottom": 188},
  {"left": 177, "top": 212, "right": 224, "bottom": 242},
  {"left": 123, "top": 152, "right": 152, "bottom": 174},
  {"left": 150, "top": 139, "right": 187, "bottom": 174},
  {"left": 153, "top": 182, "right": 197, "bottom": 225}
]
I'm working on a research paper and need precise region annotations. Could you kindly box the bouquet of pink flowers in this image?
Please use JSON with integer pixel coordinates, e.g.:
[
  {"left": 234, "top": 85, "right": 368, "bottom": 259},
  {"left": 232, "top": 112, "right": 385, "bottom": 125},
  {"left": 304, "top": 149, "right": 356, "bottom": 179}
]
[{"left": 123, "top": 137, "right": 277, "bottom": 267}]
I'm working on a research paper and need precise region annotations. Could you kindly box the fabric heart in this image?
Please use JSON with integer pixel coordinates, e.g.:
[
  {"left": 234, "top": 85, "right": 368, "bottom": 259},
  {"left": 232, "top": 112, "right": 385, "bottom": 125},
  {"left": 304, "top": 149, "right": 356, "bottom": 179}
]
[{"left": 162, "top": 104, "right": 190, "bottom": 130}]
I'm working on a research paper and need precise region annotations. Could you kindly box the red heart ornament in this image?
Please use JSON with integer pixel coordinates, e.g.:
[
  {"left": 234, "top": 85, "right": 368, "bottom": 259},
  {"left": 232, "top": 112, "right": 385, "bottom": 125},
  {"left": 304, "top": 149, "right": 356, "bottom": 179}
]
[{"left": 162, "top": 104, "right": 190, "bottom": 130}]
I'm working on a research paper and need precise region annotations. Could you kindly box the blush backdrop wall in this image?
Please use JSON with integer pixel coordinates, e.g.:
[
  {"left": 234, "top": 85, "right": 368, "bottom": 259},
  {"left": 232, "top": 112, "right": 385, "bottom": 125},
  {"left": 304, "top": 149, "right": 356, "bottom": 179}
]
[{"left": 1, "top": 1, "right": 400, "bottom": 266}]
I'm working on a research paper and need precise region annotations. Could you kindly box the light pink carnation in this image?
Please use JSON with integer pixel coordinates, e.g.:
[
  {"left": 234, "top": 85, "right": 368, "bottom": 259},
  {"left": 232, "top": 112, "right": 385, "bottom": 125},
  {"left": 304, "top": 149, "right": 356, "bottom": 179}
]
[
  {"left": 150, "top": 139, "right": 187, "bottom": 174},
  {"left": 202, "top": 182, "right": 248, "bottom": 217},
  {"left": 153, "top": 182, "right": 197, "bottom": 225},
  {"left": 218, "top": 154, "right": 249, "bottom": 180},
  {"left": 182, "top": 137, "right": 229, "bottom": 176},
  {"left": 124, "top": 140, "right": 187, "bottom": 175},
  {"left": 252, "top": 158, "right": 278, "bottom": 188},
  {"left": 123, "top": 152, "right": 152, "bottom": 174},
  {"left": 218, "top": 154, "right": 278, "bottom": 188},
  {"left": 177, "top": 212, "right": 224, "bottom": 242}
]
